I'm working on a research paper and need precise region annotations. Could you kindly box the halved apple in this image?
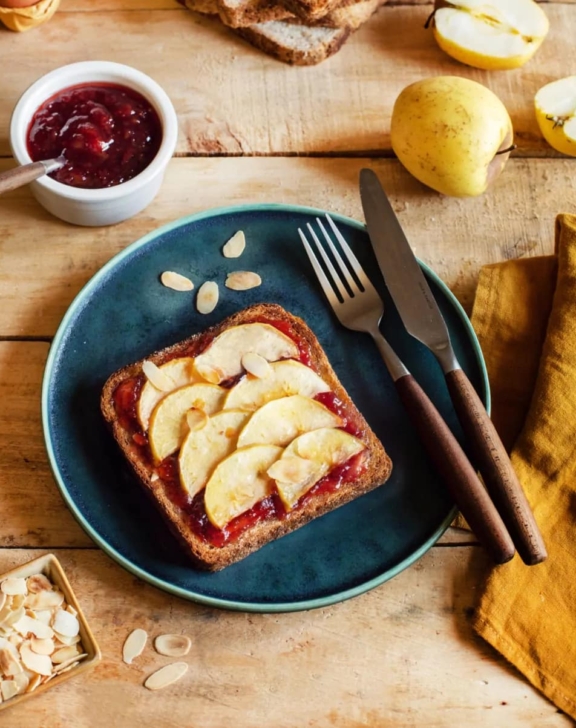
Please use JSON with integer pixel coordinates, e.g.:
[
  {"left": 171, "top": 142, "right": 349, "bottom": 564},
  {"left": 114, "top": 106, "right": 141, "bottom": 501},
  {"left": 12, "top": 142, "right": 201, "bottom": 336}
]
[
  {"left": 179, "top": 410, "right": 251, "bottom": 498},
  {"left": 137, "top": 357, "right": 200, "bottom": 431},
  {"left": 224, "top": 360, "right": 330, "bottom": 412},
  {"left": 148, "top": 383, "right": 226, "bottom": 462},
  {"left": 204, "top": 445, "right": 283, "bottom": 529},
  {"left": 430, "top": 0, "right": 549, "bottom": 71},
  {"left": 270, "top": 428, "right": 365, "bottom": 510},
  {"left": 535, "top": 77, "right": 576, "bottom": 157},
  {"left": 237, "top": 395, "right": 342, "bottom": 448},
  {"left": 193, "top": 323, "right": 298, "bottom": 384}
]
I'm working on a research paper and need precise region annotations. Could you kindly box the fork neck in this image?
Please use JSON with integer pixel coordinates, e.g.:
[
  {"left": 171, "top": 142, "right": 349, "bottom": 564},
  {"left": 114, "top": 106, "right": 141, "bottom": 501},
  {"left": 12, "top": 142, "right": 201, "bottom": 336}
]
[{"left": 368, "top": 328, "right": 410, "bottom": 382}]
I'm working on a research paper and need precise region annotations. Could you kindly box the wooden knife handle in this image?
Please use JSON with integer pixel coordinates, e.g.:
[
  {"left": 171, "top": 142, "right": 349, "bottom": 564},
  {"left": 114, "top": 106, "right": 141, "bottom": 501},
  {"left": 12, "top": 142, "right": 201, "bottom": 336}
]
[
  {"left": 0, "top": 162, "right": 47, "bottom": 195},
  {"left": 445, "top": 368, "right": 547, "bottom": 565},
  {"left": 395, "top": 374, "right": 515, "bottom": 565}
]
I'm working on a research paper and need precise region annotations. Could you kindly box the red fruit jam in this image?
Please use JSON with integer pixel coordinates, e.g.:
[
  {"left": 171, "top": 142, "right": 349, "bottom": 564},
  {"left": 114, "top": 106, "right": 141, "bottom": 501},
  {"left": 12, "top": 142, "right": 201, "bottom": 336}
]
[
  {"left": 111, "top": 316, "right": 368, "bottom": 548},
  {"left": 27, "top": 83, "right": 162, "bottom": 189}
]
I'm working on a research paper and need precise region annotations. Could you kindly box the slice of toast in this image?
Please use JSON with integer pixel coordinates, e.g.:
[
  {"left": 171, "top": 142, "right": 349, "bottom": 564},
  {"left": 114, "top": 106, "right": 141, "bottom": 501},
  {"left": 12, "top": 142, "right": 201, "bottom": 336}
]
[
  {"left": 186, "top": 0, "right": 383, "bottom": 29},
  {"left": 101, "top": 304, "right": 392, "bottom": 571}
]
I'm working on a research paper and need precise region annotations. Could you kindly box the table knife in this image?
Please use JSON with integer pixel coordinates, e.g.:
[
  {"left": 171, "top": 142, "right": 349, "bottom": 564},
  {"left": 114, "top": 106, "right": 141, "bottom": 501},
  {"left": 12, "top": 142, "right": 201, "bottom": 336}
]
[{"left": 359, "top": 168, "right": 547, "bottom": 566}]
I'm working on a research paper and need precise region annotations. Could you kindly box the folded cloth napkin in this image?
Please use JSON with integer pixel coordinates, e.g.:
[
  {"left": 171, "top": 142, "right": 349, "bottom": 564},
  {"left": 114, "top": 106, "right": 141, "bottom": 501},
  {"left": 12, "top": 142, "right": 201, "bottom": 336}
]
[{"left": 470, "top": 213, "right": 576, "bottom": 720}]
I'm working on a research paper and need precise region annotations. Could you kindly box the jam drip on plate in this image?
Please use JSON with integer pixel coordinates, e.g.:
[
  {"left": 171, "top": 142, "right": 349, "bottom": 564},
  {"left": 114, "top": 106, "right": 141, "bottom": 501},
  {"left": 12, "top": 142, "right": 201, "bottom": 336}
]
[{"left": 112, "top": 316, "right": 368, "bottom": 547}]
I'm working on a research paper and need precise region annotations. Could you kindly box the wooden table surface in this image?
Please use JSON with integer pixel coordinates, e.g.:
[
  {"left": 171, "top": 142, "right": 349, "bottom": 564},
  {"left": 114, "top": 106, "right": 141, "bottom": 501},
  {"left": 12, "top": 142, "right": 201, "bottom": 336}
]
[{"left": 1, "top": 1, "right": 575, "bottom": 725}]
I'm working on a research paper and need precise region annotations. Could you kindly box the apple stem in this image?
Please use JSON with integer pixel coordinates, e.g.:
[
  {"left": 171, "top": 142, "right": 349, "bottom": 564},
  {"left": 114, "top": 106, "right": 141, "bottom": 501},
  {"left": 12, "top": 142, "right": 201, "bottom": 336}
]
[
  {"left": 424, "top": 9, "right": 436, "bottom": 28},
  {"left": 495, "top": 144, "right": 517, "bottom": 156}
]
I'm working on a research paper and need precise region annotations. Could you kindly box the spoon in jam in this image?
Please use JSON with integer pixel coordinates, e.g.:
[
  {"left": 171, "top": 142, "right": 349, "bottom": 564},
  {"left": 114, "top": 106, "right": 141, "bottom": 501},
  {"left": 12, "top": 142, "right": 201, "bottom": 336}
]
[{"left": 0, "top": 154, "right": 66, "bottom": 195}]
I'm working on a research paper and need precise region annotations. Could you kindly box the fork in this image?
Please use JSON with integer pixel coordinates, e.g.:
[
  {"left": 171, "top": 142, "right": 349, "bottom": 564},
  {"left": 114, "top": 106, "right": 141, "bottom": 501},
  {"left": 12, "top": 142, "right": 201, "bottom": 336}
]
[{"left": 299, "top": 215, "right": 515, "bottom": 565}]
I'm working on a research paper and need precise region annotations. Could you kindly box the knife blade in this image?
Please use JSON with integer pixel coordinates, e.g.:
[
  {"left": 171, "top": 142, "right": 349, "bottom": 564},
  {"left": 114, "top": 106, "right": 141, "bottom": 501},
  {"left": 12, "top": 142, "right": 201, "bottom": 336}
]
[{"left": 359, "top": 167, "right": 547, "bottom": 565}]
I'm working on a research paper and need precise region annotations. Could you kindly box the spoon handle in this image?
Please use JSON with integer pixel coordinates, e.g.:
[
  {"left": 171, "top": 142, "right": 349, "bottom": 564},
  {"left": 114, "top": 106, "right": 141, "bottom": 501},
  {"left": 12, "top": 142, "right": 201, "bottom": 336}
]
[{"left": 0, "top": 161, "right": 53, "bottom": 195}]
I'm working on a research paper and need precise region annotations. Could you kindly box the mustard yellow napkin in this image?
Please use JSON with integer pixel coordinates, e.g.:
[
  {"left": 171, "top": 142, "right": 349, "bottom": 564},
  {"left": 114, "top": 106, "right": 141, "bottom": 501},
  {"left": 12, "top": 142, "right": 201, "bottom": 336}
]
[
  {"left": 470, "top": 213, "right": 576, "bottom": 720},
  {"left": 0, "top": 0, "right": 59, "bottom": 32}
]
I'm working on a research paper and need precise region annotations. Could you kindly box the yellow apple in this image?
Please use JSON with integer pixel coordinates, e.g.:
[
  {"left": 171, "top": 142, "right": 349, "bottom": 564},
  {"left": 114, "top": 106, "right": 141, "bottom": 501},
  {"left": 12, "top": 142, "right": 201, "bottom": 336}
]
[
  {"left": 391, "top": 76, "right": 514, "bottom": 197},
  {"left": 427, "top": 0, "right": 549, "bottom": 71},
  {"left": 535, "top": 77, "right": 576, "bottom": 157}
]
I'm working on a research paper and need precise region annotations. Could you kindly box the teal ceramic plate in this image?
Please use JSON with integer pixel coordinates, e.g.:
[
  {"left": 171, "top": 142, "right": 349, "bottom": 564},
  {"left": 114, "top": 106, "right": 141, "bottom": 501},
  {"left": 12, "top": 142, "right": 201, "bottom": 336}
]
[{"left": 42, "top": 204, "right": 489, "bottom": 613}]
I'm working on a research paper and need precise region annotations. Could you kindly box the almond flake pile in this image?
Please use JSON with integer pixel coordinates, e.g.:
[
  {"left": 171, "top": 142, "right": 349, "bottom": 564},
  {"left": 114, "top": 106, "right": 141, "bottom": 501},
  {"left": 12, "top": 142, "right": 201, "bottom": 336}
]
[{"left": 0, "top": 573, "right": 87, "bottom": 702}]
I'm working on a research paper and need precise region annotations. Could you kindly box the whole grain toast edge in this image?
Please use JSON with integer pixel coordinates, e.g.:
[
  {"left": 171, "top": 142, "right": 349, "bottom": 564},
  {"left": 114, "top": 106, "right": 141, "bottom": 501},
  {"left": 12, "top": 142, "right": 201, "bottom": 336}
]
[{"left": 101, "top": 303, "right": 392, "bottom": 571}]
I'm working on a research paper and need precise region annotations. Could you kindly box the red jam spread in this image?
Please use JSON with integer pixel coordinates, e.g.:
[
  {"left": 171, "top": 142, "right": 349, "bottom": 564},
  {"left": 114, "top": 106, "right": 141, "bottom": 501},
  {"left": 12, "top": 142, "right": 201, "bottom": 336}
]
[
  {"left": 112, "top": 318, "right": 368, "bottom": 548},
  {"left": 27, "top": 83, "right": 162, "bottom": 189}
]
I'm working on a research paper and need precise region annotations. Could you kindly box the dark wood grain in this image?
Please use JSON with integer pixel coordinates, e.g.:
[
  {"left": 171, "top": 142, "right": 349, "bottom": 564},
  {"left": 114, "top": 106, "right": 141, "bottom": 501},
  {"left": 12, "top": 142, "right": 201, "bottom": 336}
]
[
  {"left": 446, "top": 369, "right": 547, "bottom": 566},
  {"left": 395, "top": 374, "right": 515, "bottom": 565}
]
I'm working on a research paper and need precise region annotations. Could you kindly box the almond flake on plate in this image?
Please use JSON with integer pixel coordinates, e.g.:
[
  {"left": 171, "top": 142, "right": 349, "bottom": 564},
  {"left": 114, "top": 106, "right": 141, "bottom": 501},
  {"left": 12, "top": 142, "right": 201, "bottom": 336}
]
[
  {"left": 52, "top": 609, "right": 79, "bottom": 638},
  {"left": 142, "top": 360, "right": 176, "bottom": 393},
  {"left": 196, "top": 281, "right": 219, "bottom": 315},
  {"left": 225, "top": 271, "right": 261, "bottom": 291},
  {"left": 20, "top": 643, "right": 52, "bottom": 677},
  {"left": 122, "top": 629, "right": 148, "bottom": 665},
  {"left": 51, "top": 644, "right": 81, "bottom": 664},
  {"left": 26, "top": 575, "right": 52, "bottom": 594},
  {"left": 154, "top": 634, "right": 191, "bottom": 657},
  {"left": 30, "top": 637, "right": 55, "bottom": 656},
  {"left": 222, "top": 231, "right": 246, "bottom": 258},
  {"left": 144, "top": 662, "right": 188, "bottom": 691},
  {"left": 161, "top": 271, "right": 194, "bottom": 292}
]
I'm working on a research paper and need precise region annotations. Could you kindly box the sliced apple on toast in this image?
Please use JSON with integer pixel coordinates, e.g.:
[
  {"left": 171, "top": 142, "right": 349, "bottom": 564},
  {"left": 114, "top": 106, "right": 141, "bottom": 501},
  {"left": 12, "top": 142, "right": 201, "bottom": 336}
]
[
  {"left": 205, "top": 445, "right": 283, "bottom": 529},
  {"left": 269, "top": 428, "right": 365, "bottom": 511},
  {"left": 149, "top": 383, "right": 226, "bottom": 462},
  {"left": 137, "top": 357, "right": 200, "bottom": 430},
  {"left": 179, "top": 410, "right": 251, "bottom": 498},
  {"left": 224, "top": 360, "right": 330, "bottom": 412},
  {"left": 194, "top": 323, "right": 298, "bottom": 384},
  {"left": 237, "top": 395, "right": 342, "bottom": 448}
]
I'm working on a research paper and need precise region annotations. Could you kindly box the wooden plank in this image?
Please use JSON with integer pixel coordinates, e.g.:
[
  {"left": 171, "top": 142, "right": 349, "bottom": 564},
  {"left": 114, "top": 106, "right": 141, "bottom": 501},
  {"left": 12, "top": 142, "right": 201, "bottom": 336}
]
[
  {"left": 0, "top": 547, "right": 568, "bottom": 727},
  {"left": 0, "top": 155, "right": 571, "bottom": 338},
  {"left": 0, "top": 338, "right": 472, "bottom": 547},
  {"left": 2, "top": 5, "right": 575, "bottom": 156},
  {"left": 0, "top": 342, "right": 92, "bottom": 547}
]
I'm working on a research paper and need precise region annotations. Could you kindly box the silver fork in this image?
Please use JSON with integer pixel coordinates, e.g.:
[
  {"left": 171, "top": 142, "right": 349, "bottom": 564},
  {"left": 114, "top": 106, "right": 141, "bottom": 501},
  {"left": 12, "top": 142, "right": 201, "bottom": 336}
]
[{"left": 299, "top": 215, "right": 514, "bottom": 565}]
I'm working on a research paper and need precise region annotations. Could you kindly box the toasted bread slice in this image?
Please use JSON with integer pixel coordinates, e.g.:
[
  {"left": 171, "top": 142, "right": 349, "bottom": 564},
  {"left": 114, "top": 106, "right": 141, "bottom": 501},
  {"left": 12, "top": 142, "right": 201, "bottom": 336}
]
[{"left": 101, "top": 304, "right": 392, "bottom": 571}]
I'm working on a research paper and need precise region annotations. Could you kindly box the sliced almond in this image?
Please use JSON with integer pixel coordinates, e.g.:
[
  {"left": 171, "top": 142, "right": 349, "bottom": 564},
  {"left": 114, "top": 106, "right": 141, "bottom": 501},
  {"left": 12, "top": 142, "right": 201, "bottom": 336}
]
[
  {"left": 1, "top": 680, "right": 18, "bottom": 701},
  {"left": 241, "top": 352, "right": 272, "bottom": 379},
  {"left": 0, "top": 638, "right": 19, "bottom": 661},
  {"left": 0, "top": 648, "right": 14, "bottom": 674},
  {"left": 0, "top": 593, "right": 5, "bottom": 612},
  {"left": 13, "top": 614, "right": 54, "bottom": 640},
  {"left": 4, "top": 606, "right": 25, "bottom": 628},
  {"left": 196, "top": 281, "right": 219, "bottom": 315},
  {"left": 51, "top": 644, "right": 81, "bottom": 664},
  {"left": 52, "top": 610, "right": 79, "bottom": 638},
  {"left": 144, "top": 662, "right": 188, "bottom": 691},
  {"left": 24, "top": 590, "right": 64, "bottom": 610},
  {"left": 53, "top": 657, "right": 84, "bottom": 675},
  {"left": 32, "top": 610, "right": 52, "bottom": 626},
  {"left": 26, "top": 673, "right": 42, "bottom": 693},
  {"left": 30, "top": 637, "right": 55, "bottom": 656},
  {"left": 13, "top": 671, "right": 29, "bottom": 694},
  {"left": 222, "top": 230, "right": 246, "bottom": 258},
  {"left": 26, "top": 575, "right": 52, "bottom": 594},
  {"left": 186, "top": 408, "right": 208, "bottom": 433},
  {"left": 53, "top": 632, "right": 81, "bottom": 647},
  {"left": 65, "top": 605, "right": 78, "bottom": 618},
  {"left": 142, "top": 360, "right": 175, "bottom": 393},
  {"left": 10, "top": 594, "right": 26, "bottom": 610},
  {"left": 154, "top": 634, "right": 191, "bottom": 658},
  {"left": 8, "top": 634, "right": 23, "bottom": 648},
  {"left": 225, "top": 271, "right": 261, "bottom": 291},
  {"left": 1, "top": 578, "right": 27, "bottom": 597},
  {"left": 196, "top": 365, "right": 223, "bottom": 385},
  {"left": 122, "top": 628, "right": 147, "bottom": 665},
  {"left": 267, "top": 456, "right": 322, "bottom": 487},
  {"left": 161, "top": 271, "right": 194, "bottom": 292},
  {"left": 20, "top": 644, "right": 52, "bottom": 677}
]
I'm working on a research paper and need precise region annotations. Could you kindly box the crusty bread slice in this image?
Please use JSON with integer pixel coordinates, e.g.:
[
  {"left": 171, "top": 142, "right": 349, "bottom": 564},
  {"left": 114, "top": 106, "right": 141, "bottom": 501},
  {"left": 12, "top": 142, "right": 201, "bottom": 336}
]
[
  {"left": 186, "top": 0, "right": 383, "bottom": 29},
  {"left": 101, "top": 304, "right": 392, "bottom": 571},
  {"left": 233, "top": 21, "right": 350, "bottom": 64}
]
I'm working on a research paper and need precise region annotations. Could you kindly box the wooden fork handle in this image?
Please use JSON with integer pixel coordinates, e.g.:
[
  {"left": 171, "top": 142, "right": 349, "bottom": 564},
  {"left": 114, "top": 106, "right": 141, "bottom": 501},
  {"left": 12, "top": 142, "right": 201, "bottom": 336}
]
[
  {"left": 445, "top": 368, "right": 547, "bottom": 565},
  {"left": 0, "top": 162, "right": 47, "bottom": 195},
  {"left": 395, "top": 374, "right": 515, "bottom": 565}
]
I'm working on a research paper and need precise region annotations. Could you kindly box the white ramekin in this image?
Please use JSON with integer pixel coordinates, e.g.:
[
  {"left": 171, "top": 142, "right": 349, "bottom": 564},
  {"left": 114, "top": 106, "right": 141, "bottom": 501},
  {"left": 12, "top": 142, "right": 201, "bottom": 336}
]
[{"left": 10, "top": 61, "right": 178, "bottom": 227}]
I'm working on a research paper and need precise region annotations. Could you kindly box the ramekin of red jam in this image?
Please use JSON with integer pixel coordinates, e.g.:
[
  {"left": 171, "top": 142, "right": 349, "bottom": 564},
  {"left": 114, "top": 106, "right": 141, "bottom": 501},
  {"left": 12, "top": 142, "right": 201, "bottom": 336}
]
[{"left": 10, "top": 61, "right": 178, "bottom": 227}]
